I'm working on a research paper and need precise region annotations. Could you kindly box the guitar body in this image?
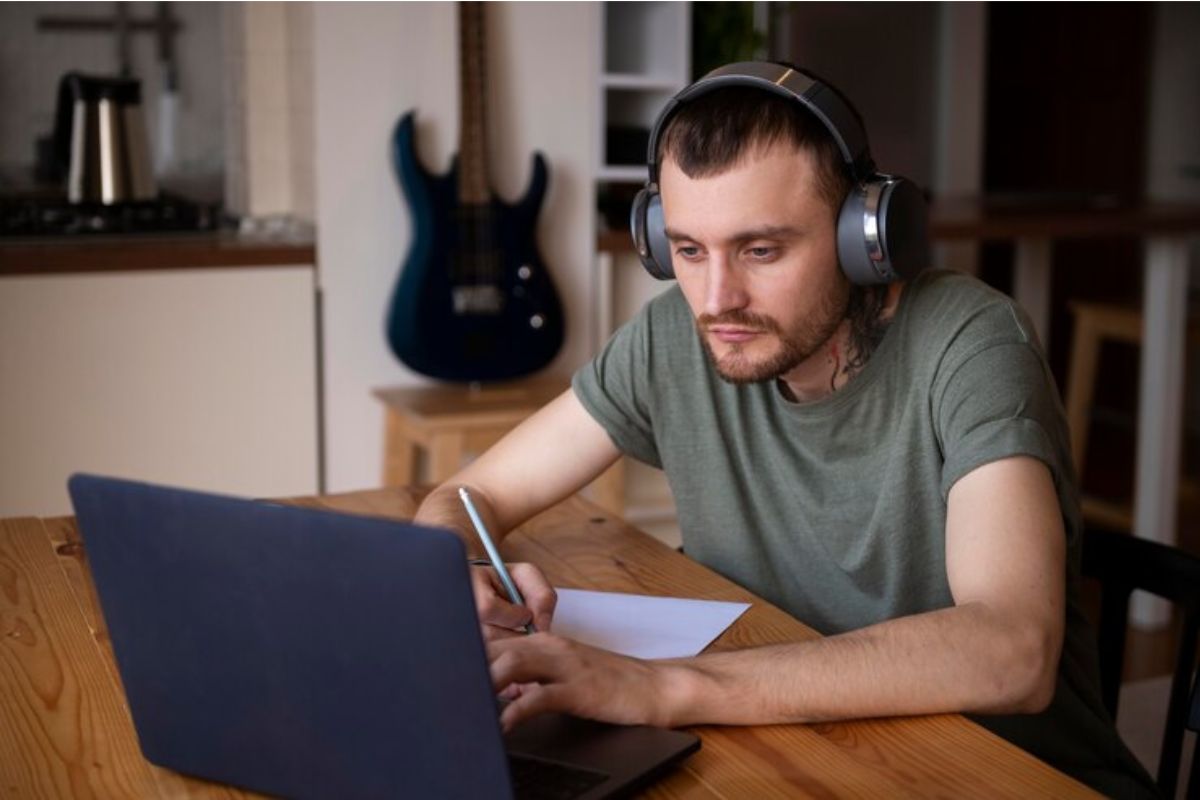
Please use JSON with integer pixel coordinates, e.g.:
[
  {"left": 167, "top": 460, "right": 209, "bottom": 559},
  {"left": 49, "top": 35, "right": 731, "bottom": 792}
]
[{"left": 386, "top": 111, "right": 565, "bottom": 382}]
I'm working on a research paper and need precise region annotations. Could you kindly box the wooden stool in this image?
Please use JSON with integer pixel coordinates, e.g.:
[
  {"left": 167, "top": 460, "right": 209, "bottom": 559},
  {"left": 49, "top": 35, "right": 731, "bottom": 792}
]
[
  {"left": 373, "top": 377, "right": 625, "bottom": 516},
  {"left": 1065, "top": 300, "right": 1200, "bottom": 529}
]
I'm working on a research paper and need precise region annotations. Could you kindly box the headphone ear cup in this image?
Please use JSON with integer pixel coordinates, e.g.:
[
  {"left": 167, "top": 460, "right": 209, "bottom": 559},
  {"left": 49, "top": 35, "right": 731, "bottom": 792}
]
[
  {"left": 836, "top": 186, "right": 881, "bottom": 285},
  {"left": 836, "top": 176, "right": 930, "bottom": 285},
  {"left": 877, "top": 179, "right": 930, "bottom": 282},
  {"left": 630, "top": 187, "right": 675, "bottom": 280}
]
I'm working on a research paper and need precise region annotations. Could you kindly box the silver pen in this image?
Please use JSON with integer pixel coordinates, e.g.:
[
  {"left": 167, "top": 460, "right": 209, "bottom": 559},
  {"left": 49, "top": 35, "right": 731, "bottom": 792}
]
[{"left": 458, "top": 486, "right": 536, "bottom": 634}]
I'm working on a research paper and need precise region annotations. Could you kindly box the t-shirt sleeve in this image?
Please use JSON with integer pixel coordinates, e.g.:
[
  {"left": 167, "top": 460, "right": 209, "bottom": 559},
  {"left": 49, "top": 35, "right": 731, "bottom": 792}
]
[
  {"left": 571, "top": 304, "right": 663, "bottom": 468},
  {"left": 933, "top": 336, "right": 1066, "bottom": 500}
]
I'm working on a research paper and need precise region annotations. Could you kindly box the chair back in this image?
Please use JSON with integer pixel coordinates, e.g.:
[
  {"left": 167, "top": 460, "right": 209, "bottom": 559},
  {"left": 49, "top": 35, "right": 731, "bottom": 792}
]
[{"left": 1081, "top": 527, "right": 1200, "bottom": 797}]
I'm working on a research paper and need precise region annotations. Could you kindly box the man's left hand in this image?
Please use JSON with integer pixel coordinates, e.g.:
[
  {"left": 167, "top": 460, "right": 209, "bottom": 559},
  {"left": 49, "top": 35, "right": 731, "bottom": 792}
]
[{"left": 487, "top": 633, "right": 683, "bottom": 731}]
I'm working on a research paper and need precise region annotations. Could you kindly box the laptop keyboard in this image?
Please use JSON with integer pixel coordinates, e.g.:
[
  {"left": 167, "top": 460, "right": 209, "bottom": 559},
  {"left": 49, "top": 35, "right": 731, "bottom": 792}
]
[{"left": 508, "top": 754, "right": 609, "bottom": 800}]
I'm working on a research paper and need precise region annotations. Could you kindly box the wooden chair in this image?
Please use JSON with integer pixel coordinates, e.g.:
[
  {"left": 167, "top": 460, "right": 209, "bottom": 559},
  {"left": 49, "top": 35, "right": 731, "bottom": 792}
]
[
  {"left": 1080, "top": 526, "right": 1200, "bottom": 797},
  {"left": 1065, "top": 300, "right": 1200, "bottom": 530}
]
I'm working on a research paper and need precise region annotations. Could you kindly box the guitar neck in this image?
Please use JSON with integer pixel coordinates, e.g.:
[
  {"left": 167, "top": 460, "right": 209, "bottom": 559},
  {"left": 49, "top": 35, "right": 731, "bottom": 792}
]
[{"left": 458, "top": 1, "right": 489, "bottom": 205}]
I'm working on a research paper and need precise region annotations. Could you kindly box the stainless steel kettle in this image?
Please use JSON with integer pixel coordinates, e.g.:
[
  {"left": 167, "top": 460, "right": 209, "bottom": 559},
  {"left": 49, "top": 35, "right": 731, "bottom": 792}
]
[{"left": 53, "top": 72, "right": 157, "bottom": 205}]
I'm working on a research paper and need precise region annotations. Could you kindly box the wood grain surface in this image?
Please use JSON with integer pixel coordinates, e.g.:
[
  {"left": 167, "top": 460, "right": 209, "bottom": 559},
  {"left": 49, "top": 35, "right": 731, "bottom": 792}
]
[
  {"left": 0, "top": 517, "right": 252, "bottom": 798},
  {"left": 0, "top": 232, "right": 316, "bottom": 277},
  {"left": 1, "top": 489, "right": 1100, "bottom": 798}
]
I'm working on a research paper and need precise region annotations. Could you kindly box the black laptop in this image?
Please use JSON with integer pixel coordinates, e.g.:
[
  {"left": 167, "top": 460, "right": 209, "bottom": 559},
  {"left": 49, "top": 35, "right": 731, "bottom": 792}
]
[{"left": 68, "top": 474, "right": 699, "bottom": 799}]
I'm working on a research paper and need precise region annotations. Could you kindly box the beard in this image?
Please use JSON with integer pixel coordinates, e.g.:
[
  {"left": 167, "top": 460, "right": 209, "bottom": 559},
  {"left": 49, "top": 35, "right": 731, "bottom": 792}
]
[{"left": 695, "top": 272, "right": 852, "bottom": 385}]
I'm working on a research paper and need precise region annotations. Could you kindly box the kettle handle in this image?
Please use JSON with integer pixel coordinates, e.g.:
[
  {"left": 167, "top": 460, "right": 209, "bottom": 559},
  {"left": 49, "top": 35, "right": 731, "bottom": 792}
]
[{"left": 52, "top": 73, "right": 82, "bottom": 180}]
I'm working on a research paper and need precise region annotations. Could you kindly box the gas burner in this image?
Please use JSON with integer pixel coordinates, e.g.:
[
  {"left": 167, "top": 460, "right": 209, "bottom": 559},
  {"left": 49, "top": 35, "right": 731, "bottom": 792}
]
[{"left": 0, "top": 195, "right": 223, "bottom": 237}]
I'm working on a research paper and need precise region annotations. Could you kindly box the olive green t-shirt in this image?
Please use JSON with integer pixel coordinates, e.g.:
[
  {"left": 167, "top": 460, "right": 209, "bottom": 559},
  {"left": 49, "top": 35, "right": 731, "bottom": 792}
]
[{"left": 572, "top": 270, "right": 1156, "bottom": 798}]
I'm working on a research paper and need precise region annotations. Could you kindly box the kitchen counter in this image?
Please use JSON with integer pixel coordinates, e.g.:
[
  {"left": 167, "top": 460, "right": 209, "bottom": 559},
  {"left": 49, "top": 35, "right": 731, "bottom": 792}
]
[{"left": 0, "top": 228, "right": 317, "bottom": 276}]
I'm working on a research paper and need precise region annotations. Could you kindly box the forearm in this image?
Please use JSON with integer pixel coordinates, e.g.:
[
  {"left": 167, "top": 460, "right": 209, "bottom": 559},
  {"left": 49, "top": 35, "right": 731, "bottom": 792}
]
[
  {"left": 413, "top": 389, "right": 621, "bottom": 552},
  {"left": 660, "top": 601, "right": 1060, "bottom": 728},
  {"left": 413, "top": 482, "right": 505, "bottom": 559}
]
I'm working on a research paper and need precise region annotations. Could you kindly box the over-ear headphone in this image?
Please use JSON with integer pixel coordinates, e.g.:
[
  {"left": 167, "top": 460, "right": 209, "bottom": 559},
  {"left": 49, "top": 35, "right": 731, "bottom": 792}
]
[{"left": 630, "top": 62, "right": 930, "bottom": 285}]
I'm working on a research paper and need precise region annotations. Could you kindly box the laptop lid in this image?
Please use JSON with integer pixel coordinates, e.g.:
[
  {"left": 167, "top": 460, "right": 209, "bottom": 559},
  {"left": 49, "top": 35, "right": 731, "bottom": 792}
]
[
  {"left": 68, "top": 474, "right": 698, "bottom": 799},
  {"left": 70, "top": 473, "right": 514, "bottom": 798}
]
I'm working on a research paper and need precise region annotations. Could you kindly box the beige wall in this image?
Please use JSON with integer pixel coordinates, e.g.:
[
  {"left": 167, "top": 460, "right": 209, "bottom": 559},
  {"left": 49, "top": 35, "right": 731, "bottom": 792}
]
[
  {"left": 224, "top": 2, "right": 315, "bottom": 220},
  {"left": 0, "top": 268, "right": 319, "bottom": 517},
  {"left": 312, "top": 2, "right": 597, "bottom": 493}
]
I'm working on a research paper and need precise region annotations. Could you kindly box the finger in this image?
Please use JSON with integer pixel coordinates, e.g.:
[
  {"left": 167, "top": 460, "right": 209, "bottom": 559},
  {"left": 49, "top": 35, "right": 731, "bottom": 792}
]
[
  {"left": 481, "top": 622, "right": 525, "bottom": 643},
  {"left": 508, "top": 563, "right": 557, "bottom": 632},
  {"left": 498, "top": 681, "right": 539, "bottom": 703},
  {"left": 499, "top": 683, "right": 567, "bottom": 732},
  {"left": 488, "top": 634, "right": 566, "bottom": 690},
  {"left": 486, "top": 631, "right": 561, "bottom": 660},
  {"left": 471, "top": 568, "right": 535, "bottom": 630}
]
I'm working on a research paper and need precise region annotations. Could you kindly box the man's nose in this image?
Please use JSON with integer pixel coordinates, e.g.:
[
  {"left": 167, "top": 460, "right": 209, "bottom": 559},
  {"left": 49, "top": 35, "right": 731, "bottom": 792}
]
[{"left": 705, "top": 256, "right": 749, "bottom": 317}]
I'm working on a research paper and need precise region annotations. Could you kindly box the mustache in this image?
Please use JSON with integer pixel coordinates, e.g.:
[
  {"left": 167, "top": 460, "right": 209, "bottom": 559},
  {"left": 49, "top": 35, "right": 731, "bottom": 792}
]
[{"left": 696, "top": 310, "right": 782, "bottom": 334}]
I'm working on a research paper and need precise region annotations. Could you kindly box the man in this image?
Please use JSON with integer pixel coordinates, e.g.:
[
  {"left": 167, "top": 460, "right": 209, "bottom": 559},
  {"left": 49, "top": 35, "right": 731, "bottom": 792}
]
[{"left": 414, "top": 64, "right": 1156, "bottom": 798}]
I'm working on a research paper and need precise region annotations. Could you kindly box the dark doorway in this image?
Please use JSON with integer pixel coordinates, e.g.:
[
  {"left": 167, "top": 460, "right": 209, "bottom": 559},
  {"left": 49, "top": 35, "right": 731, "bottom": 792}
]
[{"left": 980, "top": 3, "right": 1154, "bottom": 504}]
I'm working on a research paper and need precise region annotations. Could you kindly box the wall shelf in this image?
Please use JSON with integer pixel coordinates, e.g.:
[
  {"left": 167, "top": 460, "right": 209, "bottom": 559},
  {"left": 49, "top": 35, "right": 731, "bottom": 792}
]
[
  {"left": 601, "top": 73, "right": 682, "bottom": 91},
  {"left": 595, "top": 2, "right": 690, "bottom": 182},
  {"left": 597, "top": 165, "right": 648, "bottom": 183}
]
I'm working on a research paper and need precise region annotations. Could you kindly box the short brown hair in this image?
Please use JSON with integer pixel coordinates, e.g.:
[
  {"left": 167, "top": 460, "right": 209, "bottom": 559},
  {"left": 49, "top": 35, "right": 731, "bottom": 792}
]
[{"left": 657, "top": 86, "right": 854, "bottom": 217}]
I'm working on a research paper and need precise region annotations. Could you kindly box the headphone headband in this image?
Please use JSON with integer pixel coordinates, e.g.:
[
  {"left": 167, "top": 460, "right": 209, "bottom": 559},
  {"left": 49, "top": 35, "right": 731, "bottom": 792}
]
[
  {"left": 632, "top": 61, "right": 929, "bottom": 286},
  {"left": 644, "top": 62, "right": 876, "bottom": 184}
]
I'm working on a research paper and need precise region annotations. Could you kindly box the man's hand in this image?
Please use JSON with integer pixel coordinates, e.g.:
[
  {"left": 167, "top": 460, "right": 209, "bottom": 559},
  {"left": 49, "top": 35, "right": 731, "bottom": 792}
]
[
  {"left": 487, "top": 633, "right": 684, "bottom": 731},
  {"left": 410, "top": 387, "right": 621, "bottom": 637},
  {"left": 471, "top": 562, "right": 557, "bottom": 639}
]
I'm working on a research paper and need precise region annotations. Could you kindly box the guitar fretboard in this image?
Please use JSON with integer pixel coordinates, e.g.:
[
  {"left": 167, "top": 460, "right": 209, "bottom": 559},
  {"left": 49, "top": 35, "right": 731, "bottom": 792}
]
[{"left": 458, "top": 2, "right": 490, "bottom": 205}]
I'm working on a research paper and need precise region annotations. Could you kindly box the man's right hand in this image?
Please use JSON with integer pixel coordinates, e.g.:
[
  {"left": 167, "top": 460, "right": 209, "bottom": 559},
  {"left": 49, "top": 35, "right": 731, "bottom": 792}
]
[
  {"left": 409, "top": 388, "right": 619, "bottom": 639},
  {"left": 470, "top": 562, "right": 557, "bottom": 640}
]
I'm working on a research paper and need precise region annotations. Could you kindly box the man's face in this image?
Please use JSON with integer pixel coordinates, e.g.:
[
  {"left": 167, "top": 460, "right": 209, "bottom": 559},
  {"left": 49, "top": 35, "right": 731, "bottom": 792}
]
[{"left": 660, "top": 141, "right": 850, "bottom": 385}]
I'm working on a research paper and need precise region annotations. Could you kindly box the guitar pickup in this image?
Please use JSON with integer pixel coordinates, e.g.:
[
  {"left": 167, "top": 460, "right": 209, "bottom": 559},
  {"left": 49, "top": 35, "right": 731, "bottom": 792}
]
[{"left": 452, "top": 285, "right": 506, "bottom": 315}]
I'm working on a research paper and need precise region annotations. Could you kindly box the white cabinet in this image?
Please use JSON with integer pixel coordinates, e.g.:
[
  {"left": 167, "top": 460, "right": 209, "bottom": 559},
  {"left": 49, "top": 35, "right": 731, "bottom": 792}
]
[
  {"left": 592, "top": 0, "right": 691, "bottom": 343},
  {"left": 593, "top": 3, "right": 691, "bottom": 548},
  {"left": 596, "top": 2, "right": 691, "bottom": 183},
  {"left": 0, "top": 266, "right": 320, "bottom": 517}
]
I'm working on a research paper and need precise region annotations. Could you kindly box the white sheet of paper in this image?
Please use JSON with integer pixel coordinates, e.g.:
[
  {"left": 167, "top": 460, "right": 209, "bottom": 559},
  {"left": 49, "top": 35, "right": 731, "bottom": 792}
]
[{"left": 550, "top": 588, "right": 750, "bottom": 659}]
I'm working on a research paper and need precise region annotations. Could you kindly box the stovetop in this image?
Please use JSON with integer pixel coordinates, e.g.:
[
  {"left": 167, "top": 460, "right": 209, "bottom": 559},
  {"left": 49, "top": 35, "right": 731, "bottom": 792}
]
[{"left": 0, "top": 194, "right": 224, "bottom": 237}]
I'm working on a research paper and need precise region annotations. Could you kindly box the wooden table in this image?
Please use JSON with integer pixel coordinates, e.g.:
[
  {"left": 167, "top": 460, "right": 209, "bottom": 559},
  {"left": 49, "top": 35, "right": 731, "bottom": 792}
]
[{"left": 0, "top": 488, "right": 1098, "bottom": 798}]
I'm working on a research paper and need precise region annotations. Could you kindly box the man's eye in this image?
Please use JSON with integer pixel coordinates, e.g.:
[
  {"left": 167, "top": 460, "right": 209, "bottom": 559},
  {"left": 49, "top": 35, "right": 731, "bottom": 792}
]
[
  {"left": 675, "top": 246, "right": 702, "bottom": 259},
  {"left": 746, "top": 246, "right": 777, "bottom": 260}
]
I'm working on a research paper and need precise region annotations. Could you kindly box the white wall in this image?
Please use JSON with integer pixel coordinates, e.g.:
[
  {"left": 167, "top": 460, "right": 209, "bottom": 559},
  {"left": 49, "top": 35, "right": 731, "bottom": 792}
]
[
  {"left": 932, "top": 2, "right": 986, "bottom": 274},
  {"left": 313, "top": 2, "right": 596, "bottom": 493},
  {"left": 1144, "top": 3, "right": 1200, "bottom": 431}
]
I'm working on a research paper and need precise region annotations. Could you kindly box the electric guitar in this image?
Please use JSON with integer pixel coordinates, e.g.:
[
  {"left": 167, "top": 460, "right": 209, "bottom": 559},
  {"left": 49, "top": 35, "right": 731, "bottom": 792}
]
[{"left": 385, "top": 1, "right": 564, "bottom": 382}]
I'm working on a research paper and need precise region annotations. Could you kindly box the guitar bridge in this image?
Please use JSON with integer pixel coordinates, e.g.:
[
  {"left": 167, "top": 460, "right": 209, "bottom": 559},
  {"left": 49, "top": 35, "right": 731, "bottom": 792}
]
[{"left": 452, "top": 285, "right": 505, "bottom": 315}]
